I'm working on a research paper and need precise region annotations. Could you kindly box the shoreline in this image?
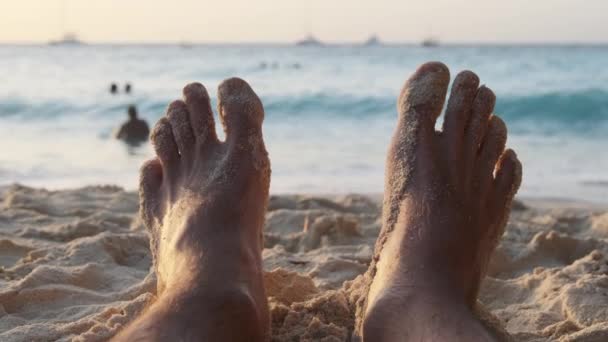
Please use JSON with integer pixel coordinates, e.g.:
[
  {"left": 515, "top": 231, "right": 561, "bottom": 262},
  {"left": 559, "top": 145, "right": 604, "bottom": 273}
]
[{"left": 2, "top": 183, "right": 607, "bottom": 208}]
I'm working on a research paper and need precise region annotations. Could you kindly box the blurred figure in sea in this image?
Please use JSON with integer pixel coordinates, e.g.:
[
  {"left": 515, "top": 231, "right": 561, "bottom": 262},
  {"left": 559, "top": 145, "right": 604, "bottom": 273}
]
[
  {"left": 110, "top": 83, "right": 118, "bottom": 95},
  {"left": 125, "top": 83, "right": 132, "bottom": 94},
  {"left": 115, "top": 105, "right": 150, "bottom": 145}
]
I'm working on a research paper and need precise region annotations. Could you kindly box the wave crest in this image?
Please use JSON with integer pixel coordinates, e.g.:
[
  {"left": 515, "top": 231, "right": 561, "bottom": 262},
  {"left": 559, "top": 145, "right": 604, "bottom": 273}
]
[{"left": 2, "top": 89, "right": 608, "bottom": 131}]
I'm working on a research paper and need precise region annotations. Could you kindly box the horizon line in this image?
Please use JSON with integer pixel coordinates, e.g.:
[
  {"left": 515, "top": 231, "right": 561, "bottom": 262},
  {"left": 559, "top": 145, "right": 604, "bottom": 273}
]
[{"left": 2, "top": 40, "right": 608, "bottom": 47}]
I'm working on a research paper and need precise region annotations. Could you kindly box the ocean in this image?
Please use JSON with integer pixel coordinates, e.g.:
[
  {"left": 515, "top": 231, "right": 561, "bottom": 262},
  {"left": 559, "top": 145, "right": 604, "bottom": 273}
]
[{"left": 1, "top": 44, "right": 607, "bottom": 203}]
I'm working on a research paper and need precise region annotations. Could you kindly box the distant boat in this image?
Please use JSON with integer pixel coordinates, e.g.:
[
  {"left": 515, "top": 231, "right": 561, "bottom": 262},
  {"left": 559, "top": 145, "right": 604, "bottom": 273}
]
[
  {"left": 421, "top": 38, "right": 439, "bottom": 47},
  {"left": 296, "top": 35, "right": 324, "bottom": 47},
  {"left": 50, "top": 2, "right": 84, "bottom": 46},
  {"left": 364, "top": 35, "right": 382, "bottom": 46},
  {"left": 49, "top": 33, "right": 84, "bottom": 46}
]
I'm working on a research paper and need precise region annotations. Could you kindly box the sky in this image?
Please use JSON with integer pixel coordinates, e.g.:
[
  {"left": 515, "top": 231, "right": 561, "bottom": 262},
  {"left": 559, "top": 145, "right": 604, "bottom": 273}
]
[{"left": 1, "top": 0, "right": 607, "bottom": 44}]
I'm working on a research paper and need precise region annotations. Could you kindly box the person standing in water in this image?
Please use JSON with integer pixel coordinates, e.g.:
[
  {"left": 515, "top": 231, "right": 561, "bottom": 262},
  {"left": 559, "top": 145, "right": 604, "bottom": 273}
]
[
  {"left": 115, "top": 105, "right": 150, "bottom": 145},
  {"left": 110, "top": 83, "right": 118, "bottom": 94}
]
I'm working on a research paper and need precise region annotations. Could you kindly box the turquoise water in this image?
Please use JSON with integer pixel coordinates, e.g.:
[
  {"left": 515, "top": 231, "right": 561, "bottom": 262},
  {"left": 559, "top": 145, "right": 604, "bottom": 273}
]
[{"left": 0, "top": 45, "right": 607, "bottom": 202}]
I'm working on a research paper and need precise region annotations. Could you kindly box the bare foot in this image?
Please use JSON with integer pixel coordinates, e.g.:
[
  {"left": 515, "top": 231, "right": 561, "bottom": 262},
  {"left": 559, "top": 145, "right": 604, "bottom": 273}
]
[
  {"left": 115, "top": 79, "right": 271, "bottom": 341},
  {"left": 357, "top": 62, "right": 522, "bottom": 341}
]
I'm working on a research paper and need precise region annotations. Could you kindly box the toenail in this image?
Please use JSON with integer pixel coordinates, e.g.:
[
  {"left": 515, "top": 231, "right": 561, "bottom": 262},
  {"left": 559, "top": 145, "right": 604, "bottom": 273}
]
[
  {"left": 168, "top": 100, "right": 188, "bottom": 112},
  {"left": 459, "top": 71, "right": 479, "bottom": 85},
  {"left": 184, "top": 83, "right": 207, "bottom": 97}
]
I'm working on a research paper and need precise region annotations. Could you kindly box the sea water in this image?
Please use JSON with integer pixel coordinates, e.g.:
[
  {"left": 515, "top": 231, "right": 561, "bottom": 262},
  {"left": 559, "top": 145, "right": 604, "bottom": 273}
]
[{"left": 0, "top": 44, "right": 607, "bottom": 203}]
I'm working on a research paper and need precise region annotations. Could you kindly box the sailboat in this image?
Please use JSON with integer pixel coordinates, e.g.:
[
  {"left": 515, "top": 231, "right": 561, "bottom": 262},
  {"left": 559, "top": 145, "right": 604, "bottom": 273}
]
[
  {"left": 48, "top": 0, "right": 84, "bottom": 46},
  {"left": 421, "top": 37, "right": 440, "bottom": 47},
  {"left": 364, "top": 34, "right": 382, "bottom": 46},
  {"left": 49, "top": 32, "right": 84, "bottom": 46},
  {"left": 296, "top": 34, "right": 324, "bottom": 47}
]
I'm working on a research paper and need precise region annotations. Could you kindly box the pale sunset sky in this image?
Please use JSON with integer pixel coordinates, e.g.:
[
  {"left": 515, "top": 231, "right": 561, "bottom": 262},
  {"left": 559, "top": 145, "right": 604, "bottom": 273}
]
[{"left": 2, "top": 0, "right": 607, "bottom": 43}]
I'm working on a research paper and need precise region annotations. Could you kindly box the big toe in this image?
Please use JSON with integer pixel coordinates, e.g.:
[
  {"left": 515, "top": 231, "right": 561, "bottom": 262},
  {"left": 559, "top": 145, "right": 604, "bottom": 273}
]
[
  {"left": 397, "top": 61, "right": 450, "bottom": 134},
  {"left": 218, "top": 78, "right": 270, "bottom": 174},
  {"left": 218, "top": 77, "right": 265, "bottom": 143}
]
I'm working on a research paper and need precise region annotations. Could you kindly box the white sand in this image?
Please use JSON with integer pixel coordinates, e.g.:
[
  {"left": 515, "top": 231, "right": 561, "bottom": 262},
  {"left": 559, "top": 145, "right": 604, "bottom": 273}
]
[{"left": 1, "top": 185, "right": 608, "bottom": 341}]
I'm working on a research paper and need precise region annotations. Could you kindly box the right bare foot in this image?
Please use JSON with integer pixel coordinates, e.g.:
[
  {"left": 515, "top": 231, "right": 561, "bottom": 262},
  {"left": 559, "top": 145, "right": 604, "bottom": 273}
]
[
  {"left": 357, "top": 62, "right": 522, "bottom": 341},
  {"left": 115, "top": 79, "right": 271, "bottom": 341}
]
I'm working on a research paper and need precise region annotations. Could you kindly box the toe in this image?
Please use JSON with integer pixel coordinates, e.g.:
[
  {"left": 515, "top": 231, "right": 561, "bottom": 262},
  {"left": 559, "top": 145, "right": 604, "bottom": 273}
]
[
  {"left": 218, "top": 77, "right": 265, "bottom": 142},
  {"left": 183, "top": 82, "right": 218, "bottom": 145},
  {"left": 397, "top": 62, "right": 450, "bottom": 135},
  {"left": 442, "top": 70, "right": 480, "bottom": 148},
  {"left": 166, "top": 100, "right": 196, "bottom": 156},
  {"left": 139, "top": 158, "right": 163, "bottom": 227},
  {"left": 151, "top": 117, "right": 179, "bottom": 167},
  {"left": 217, "top": 77, "right": 270, "bottom": 188},
  {"left": 464, "top": 86, "right": 496, "bottom": 177},
  {"left": 493, "top": 149, "right": 523, "bottom": 211},
  {"left": 476, "top": 115, "right": 507, "bottom": 197}
]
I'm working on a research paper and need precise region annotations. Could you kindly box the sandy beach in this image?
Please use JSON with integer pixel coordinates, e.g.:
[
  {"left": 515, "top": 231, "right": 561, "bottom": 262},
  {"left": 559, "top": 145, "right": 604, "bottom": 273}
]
[
  {"left": 2, "top": 0, "right": 607, "bottom": 340},
  {"left": 0, "top": 184, "right": 606, "bottom": 341}
]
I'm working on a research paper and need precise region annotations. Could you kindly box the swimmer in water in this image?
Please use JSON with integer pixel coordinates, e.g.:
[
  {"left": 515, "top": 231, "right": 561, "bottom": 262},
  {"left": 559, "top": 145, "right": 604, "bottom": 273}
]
[{"left": 115, "top": 105, "right": 150, "bottom": 145}]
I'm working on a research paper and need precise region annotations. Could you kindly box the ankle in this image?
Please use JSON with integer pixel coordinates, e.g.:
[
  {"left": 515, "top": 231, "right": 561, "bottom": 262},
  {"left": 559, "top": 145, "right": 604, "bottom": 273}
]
[
  {"left": 362, "top": 288, "right": 481, "bottom": 342},
  {"left": 157, "top": 234, "right": 264, "bottom": 293},
  {"left": 157, "top": 285, "right": 269, "bottom": 341}
]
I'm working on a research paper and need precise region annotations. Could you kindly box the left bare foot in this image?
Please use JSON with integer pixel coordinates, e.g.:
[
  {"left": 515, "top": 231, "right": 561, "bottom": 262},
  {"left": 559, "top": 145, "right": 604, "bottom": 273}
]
[{"left": 114, "top": 79, "right": 271, "bottom": 342}]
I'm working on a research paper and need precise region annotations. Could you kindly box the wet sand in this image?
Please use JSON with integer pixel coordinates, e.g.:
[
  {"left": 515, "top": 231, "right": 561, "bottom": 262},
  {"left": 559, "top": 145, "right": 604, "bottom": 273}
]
[{"left": 1, "top": 184, "right": 608, "bottom": 341}]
